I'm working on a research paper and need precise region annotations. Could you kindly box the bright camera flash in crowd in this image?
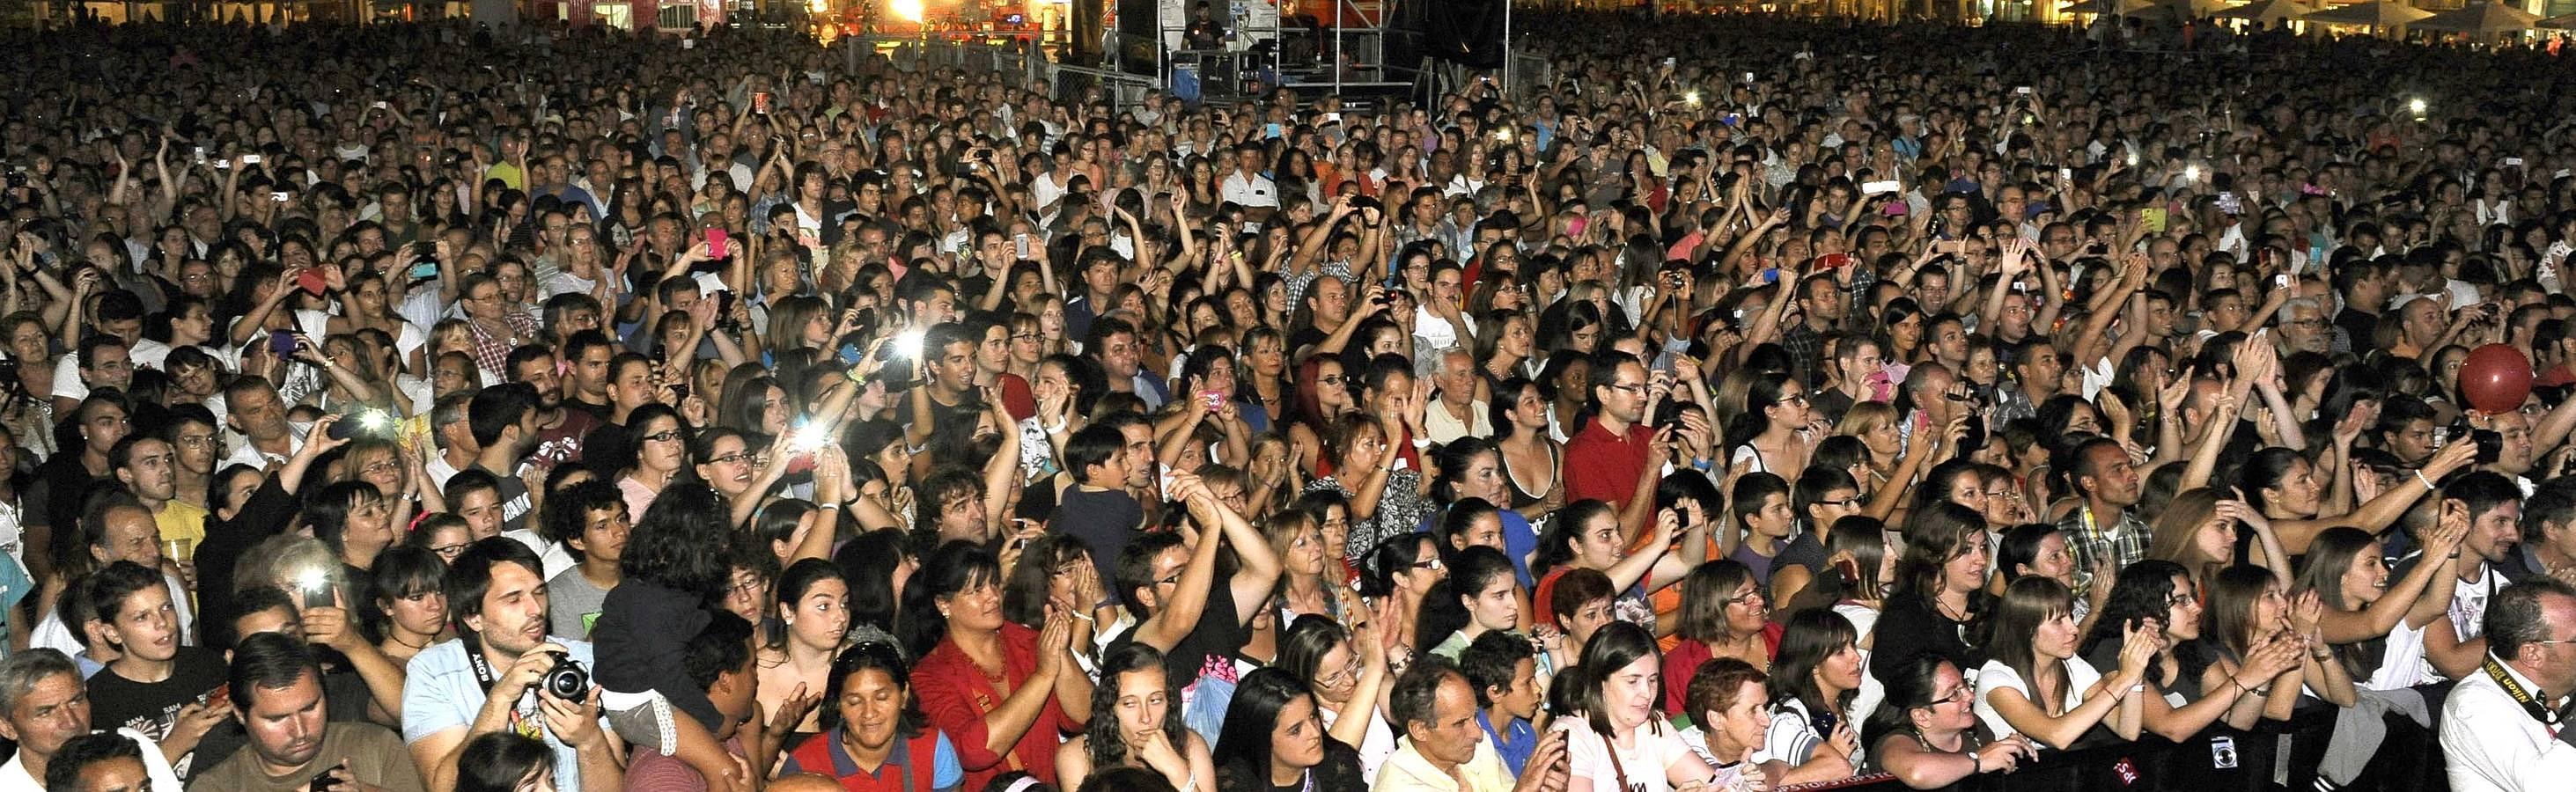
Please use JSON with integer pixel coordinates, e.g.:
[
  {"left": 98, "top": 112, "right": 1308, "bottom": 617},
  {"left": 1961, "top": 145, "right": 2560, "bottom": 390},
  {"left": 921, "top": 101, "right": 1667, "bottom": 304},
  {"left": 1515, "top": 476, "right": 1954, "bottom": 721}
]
[
  {"left": 2409, "top": 98, "right": 2428, "bottom": 116},
  {"left": 893, "top": 330, "right": 925, "bottom": 359},
  {"left": 1683, "top": 91, "right": 1703, "bottom": 107},
  {"left": 789, "top": 421, "right": 832, "bottom": 452}
]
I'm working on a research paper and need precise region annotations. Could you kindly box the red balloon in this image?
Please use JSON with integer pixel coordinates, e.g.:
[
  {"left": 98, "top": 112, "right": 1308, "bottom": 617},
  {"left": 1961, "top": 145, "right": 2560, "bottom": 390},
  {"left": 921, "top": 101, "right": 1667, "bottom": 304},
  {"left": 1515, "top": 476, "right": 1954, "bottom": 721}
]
[{"left": 2461, "top": 343, "right": 2535, "bottom": 414}]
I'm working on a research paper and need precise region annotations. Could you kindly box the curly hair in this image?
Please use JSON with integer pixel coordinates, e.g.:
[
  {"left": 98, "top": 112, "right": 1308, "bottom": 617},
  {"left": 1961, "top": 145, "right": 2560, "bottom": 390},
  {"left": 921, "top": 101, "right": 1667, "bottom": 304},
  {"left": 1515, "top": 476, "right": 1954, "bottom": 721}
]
[{"left": 1086, "top": 642, "right": 1189, "bottom": 774}]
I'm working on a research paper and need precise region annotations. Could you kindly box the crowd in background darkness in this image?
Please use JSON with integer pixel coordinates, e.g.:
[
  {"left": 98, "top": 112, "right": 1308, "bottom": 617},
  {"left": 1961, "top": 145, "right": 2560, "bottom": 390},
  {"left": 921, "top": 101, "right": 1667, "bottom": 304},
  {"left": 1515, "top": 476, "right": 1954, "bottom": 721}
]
[{"left": 0, "top": 11, "right": 2572, "bottom": 792}]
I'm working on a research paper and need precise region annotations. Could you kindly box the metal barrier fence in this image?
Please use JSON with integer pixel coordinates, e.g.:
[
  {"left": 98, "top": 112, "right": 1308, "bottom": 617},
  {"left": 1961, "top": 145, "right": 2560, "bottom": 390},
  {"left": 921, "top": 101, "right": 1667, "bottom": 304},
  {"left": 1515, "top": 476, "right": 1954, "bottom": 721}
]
[{"left": 848, "top": 34, "right": 1159, "bottom": 104}]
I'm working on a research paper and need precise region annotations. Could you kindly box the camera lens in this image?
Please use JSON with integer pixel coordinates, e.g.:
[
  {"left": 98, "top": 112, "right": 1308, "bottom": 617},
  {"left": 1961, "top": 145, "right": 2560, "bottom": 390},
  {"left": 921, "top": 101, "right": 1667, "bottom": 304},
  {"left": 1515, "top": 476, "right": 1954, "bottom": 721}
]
[{"left": 543, "top": 653, "right": 591, "bottom": 700}]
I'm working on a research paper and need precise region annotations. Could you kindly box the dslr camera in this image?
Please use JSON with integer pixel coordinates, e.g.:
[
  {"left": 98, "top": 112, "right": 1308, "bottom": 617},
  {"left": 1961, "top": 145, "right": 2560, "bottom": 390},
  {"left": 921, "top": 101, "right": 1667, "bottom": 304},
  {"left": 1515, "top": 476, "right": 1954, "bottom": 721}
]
[{"left": 541, "top": 650, "right": 591, "bottom": 700}]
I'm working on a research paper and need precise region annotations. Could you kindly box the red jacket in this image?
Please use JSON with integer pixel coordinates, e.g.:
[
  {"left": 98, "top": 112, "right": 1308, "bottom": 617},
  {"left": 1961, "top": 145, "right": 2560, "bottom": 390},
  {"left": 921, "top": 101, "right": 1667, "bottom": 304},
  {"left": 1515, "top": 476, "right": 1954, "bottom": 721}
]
[{"left": 912, "top": 622, "right": 1071, "bottom": 790}]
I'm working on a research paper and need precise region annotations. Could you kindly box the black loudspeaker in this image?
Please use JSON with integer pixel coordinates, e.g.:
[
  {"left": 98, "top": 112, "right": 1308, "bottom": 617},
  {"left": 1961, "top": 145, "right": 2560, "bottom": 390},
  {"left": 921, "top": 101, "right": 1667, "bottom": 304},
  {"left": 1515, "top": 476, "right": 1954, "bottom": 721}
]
[
  {"left": 1424, "top": 0, "right": 1504, "bottom": 69},
  {"left": 1070, "top": 0, "right": 1108, "bottom": 63},
  {"left": 1111, "top": 0, "right": 1157, "bottom": 72}
]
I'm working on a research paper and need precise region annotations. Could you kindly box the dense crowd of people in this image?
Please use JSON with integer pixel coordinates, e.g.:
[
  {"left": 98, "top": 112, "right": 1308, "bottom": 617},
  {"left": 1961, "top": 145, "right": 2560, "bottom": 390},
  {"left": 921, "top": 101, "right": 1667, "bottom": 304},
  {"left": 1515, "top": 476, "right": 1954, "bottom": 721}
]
[{"left": 0, "top": 10, "right": 2574, "bottom": 792}]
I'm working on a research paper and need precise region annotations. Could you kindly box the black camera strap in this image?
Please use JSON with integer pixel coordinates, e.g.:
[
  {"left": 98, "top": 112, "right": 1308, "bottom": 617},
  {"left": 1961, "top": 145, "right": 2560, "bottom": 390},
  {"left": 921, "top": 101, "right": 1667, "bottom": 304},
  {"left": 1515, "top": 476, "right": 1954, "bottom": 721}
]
[
  {"left": 461, "top": 631, "right": 543, "bottom": 740},
  {"left": 2480, "top": 655, "right": 2576, "bottom": 748}
]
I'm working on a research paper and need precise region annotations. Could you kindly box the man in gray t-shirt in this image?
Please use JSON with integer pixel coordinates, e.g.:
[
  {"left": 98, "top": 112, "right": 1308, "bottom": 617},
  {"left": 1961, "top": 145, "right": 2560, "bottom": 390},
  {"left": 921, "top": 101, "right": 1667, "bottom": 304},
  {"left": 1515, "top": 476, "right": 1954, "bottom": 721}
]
[{"left": 541, "top": 480, "right": 629, "bottom": 639}]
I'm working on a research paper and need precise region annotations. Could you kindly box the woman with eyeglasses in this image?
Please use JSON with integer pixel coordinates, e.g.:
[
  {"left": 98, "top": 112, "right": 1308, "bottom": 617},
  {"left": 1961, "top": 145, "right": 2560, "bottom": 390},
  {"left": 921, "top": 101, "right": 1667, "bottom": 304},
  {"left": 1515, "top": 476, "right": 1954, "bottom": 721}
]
[
  {"left": 1363, "top": 533, "right": 1447, "bottom": 662},
  {"left": 777, "top": 640, "right": 966, "bottom": 789},
  {"left": 1279, "top": 613, "right": 1396, "bottom": 782},
  {"left": 1726, "top": 370, "right": 1821, "bottom": 480},
  {"left": 1661, "top": 560, "right": 1776, "bottom": 713},
  {"left": 1286, "top": 356, "right": 1360, "bottom": 477},
  {"left": 901, "top": 540, "right": 1092, "bottom": 789},
  {"left": 615, "top": 403, "right": 688, "bottom": 519},
  {"left": 1863, "top": 655, "right": 2036, "bottom": 788}
]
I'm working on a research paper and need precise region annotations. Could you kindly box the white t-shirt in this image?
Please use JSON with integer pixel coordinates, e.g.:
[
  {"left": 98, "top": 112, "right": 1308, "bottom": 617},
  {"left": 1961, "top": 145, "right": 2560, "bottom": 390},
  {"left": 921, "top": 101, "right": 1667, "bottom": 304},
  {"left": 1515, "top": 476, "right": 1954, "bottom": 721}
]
[
  {"left": 1557, "top": 714, "right": 1701, "bottom": 792},
  {"left": 2364, "top": 618, "right": 2436, "bottom": 691},
  {"left": 1974, "top": 656, "right": 2104, "bottom": 746},
  {"left": 1836, "top": 603, "right": 1887, "bottom": 728},
  {"left": 1763, "top": 697, "right": 1859, "bottom": 773}
]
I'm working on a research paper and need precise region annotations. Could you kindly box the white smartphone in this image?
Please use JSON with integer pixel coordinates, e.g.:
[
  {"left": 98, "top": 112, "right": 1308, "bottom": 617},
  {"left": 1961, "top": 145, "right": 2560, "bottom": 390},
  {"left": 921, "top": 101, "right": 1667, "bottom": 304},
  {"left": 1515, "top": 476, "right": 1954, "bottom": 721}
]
[
  {"left": 1861, "top": 180, "right": 1902, "bottom": 196},
  {"left": 242, "top": 154, "right": 263, "bottom": 165}
]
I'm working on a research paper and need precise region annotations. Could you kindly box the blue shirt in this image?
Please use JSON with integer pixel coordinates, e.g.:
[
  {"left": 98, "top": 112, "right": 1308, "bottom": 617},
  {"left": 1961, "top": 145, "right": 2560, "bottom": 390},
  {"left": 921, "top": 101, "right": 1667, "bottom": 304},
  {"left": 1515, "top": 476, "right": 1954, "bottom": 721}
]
[
  {"left": 1479, "top": 710, "right": 1537, "bottom": 778},
  {"left": 401, "top": 636, "right": 603, "bottom": 792}
]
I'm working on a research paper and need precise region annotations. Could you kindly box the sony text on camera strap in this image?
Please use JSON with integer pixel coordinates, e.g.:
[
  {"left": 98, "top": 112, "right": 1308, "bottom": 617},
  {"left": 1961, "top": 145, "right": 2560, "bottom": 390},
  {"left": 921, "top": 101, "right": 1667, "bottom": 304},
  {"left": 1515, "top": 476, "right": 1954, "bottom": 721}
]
[
  {"left": 2480, "top": 654, "right": 2576, "bottom": 748},
  {"left": 461, "top": 630, "right": 546, "bottom": 741}
]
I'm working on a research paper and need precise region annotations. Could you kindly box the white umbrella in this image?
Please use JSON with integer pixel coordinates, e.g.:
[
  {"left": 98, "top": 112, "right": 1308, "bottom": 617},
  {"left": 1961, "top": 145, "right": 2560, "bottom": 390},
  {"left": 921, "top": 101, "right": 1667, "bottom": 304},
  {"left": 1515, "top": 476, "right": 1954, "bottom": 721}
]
[
  {"left": 2211, "top": 0, "right": 2321, "bottom": 23},
  {"left": 2296, "top": 0, "right": 2432, "bottom": 29},
  {"left": 2410, "top": 1, "right": 2540, "bottom": 33}
]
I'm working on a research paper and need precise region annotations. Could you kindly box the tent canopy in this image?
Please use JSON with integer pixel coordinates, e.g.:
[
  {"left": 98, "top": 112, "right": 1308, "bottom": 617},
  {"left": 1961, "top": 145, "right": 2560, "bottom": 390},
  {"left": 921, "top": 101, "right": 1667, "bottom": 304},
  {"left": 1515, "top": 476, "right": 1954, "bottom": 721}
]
[
  {"left": 2297, "top": 0, "right": 2432, "bottom": 28},
  {"left": 2410, "top": 1, "right": 2540, "bottom": 33},
  {"left": 2211, "top": 0, "right": 2319, "bottom": 23}
]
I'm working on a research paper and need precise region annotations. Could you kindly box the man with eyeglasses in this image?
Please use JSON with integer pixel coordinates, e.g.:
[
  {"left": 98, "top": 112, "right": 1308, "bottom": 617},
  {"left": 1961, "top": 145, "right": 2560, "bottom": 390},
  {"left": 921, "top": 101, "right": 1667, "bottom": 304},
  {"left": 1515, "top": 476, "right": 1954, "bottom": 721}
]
[
  {"left": 1563, "top": 351, "right": 1669, "bottom": 531},
  {"left": 2273, "top": 297, "right": 2334, "bottom": 356},
  {"left": 2440, "top": 578, "right": 2576, "bottom": 790}
]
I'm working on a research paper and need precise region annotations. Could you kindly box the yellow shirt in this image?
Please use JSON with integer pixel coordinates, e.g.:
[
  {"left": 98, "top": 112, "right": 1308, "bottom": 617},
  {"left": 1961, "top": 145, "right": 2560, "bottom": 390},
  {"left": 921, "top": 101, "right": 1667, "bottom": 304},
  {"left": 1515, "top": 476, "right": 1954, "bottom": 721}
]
[
  {"left": 154, "top": 500, "right": 209, "bottom": 546},
  {"left": 1373, "top": 737, "right": 1515, "bottom": 792}
]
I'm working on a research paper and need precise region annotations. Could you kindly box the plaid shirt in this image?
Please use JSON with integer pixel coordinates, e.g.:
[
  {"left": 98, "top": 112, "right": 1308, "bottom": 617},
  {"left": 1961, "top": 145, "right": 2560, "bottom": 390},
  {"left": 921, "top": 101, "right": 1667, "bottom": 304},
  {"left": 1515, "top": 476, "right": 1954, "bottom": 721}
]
[
  {"left": 465, "top": 312, "right": 541, "bottom": 377},
  {"left": 1782, "top": 322, "right": 1827, "bottom": 390},
  {"left": 2057, "top": 503, "right": 2150, "bottom": 588}
]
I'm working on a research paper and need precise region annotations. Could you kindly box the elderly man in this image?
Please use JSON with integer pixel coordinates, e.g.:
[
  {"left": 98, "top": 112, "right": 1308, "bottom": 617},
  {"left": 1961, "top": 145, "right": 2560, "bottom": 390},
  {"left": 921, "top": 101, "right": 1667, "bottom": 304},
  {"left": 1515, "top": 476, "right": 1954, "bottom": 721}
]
[
  {"left": 2440, "top": 579, "right": 2576, "bottom": 791},
  {"left": 2277, "top": 297, "right": 2335, "bottom": 356},
  {"left": 1373, "top": 657, "right": 1565, "bottom": 792},
  {"left": 0, "top": 650, "right": 183, "bottom": 792}
]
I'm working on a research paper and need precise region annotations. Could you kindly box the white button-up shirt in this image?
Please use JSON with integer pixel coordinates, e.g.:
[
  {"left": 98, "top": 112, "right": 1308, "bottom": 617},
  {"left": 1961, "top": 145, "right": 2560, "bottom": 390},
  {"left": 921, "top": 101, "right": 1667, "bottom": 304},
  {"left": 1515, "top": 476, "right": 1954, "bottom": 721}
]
[{"left": 2441, "top": 655, "right": 2576, "bottom": 791}]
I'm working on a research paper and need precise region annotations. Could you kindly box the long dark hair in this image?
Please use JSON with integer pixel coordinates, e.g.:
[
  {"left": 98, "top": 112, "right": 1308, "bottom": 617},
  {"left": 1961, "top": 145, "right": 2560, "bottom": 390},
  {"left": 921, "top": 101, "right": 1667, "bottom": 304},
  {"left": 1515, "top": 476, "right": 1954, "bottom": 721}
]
[
  {"left": 1213, "top": 667, "right": 1322, "bottom": 781},
  {"left": 2083, "top": 559, "right": 2215, "bottom": 686},
  {"left": 1984, "top": 576, "right": 2076, "bottom": 710},
  {"left": 1003, "top": 534, "right": 1090, "bottom": 629},
  {"left": 454, "top": 732, "right": 555, "bottom": 792},
  {"left": 767, "top": 559, "right": 846, "bottom": 652},
  {"left": 1769, "top": 607, "right": 1861, "bottom": 732},
  {"left": 622, "top": 483, "right": 735, "bottom": 604},
  {"left": 2293, "top": 527, "right": 2388, "bottom": 682},
  {"left": 1087, "top": 642, "right": 1188, "bottom": 773},
  {"left": 896, "top": 541, "right": 1005, "bottom": 658},
  {"left": 834, "top": 528, "right": 911, "bottom": 639},
  {"left": 1530, "top": 499, "right": 1616, "bottom": 580}
]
